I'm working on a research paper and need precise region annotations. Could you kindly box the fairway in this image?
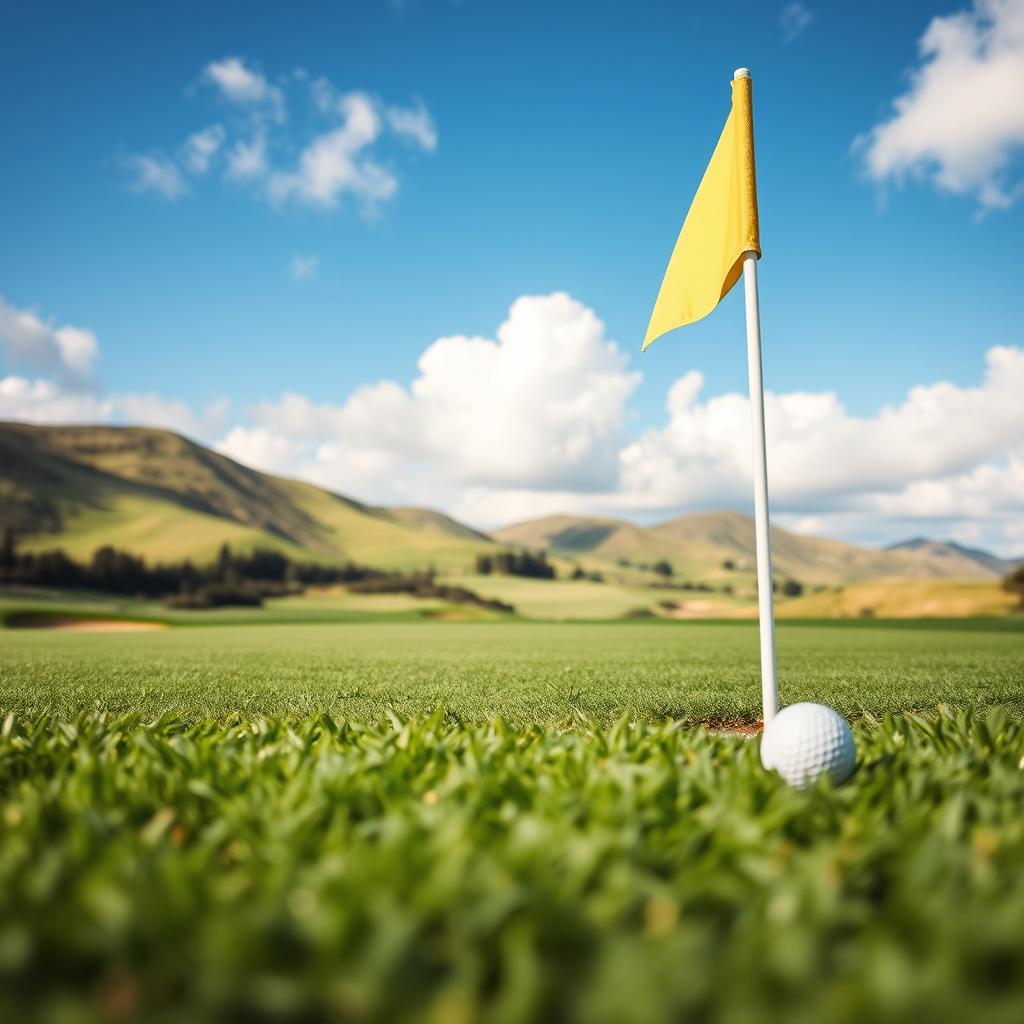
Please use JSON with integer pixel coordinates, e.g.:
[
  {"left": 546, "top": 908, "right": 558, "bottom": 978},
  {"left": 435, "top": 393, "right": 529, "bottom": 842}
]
[
  {"left": 2, "top": 619, "right": 1023, "bottom": 723},
  {"left": 3, "top": 618, "right": 1024, "bottom": 1022}
]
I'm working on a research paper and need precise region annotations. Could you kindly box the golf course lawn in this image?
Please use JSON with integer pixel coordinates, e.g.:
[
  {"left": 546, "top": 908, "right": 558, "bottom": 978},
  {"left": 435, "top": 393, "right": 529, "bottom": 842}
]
[
  {"left": 1, "top": 618, "right": 1023, "bottom": 1022},
  {"left": 3, "top": 618, "right": 1023, "bottom": 722}
]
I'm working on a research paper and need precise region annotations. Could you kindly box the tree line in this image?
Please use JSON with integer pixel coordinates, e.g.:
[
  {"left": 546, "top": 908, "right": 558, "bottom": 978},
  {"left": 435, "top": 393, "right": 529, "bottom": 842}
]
[
  {"left": 475, "top": 550, "right": 556, "bottom": 579},
  {"left": 0, "top": 530, "right": 390, "bottom": 608},
  {"left": 0, "top": 529, "right": 519, "bottom": 613}
]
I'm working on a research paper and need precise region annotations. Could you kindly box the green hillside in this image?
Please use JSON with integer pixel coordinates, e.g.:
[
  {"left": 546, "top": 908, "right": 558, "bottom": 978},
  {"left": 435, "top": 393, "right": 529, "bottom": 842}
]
[
  {"left": 3, "top": 421, "right": 1009, "bottom": 586},
  {"left": 0, "top": 422, "right": 495, "bottom": 572},
  {"left": 492, "top": 510, "right": 1000, "bottom": 584}
]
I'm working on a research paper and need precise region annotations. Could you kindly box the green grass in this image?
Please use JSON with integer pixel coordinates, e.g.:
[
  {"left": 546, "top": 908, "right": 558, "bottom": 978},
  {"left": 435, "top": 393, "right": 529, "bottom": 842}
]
[
  {"left": 1, "top": 708, "right": 1023, "bottom": 1022},
  {"left": 441, "top": 573, "right": 747, "bottom": 620},
  {"left": 1, "top": 619, "right": 1022, "bottom": 723},
  {"left": 1, "top": 619, "right": 1023, "bottom": 1021}
]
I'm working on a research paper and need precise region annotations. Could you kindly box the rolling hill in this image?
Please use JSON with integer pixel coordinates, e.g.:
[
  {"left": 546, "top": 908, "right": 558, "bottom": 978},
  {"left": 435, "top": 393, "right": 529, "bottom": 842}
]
[
  {"left": 0, "top": 422, "right": 495, "bottom": 572},
  {"left": 3, "top": 421, "right": 1015, "bottom": 587},
  {"left": 492, "top": 511, "right": 1005, "bottom": 584},
  {"left": 885, "top": 537, "right": 1020, "bottom": 577}
]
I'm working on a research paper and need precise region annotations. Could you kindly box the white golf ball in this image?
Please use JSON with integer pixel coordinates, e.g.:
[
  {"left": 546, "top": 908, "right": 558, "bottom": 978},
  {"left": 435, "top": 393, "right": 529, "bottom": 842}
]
[{"left": 760, "top": 702, "right": 856, "bottom": 788}]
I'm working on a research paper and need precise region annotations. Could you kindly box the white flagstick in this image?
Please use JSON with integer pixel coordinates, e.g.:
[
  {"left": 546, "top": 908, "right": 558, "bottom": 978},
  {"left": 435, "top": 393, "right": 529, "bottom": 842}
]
[
  {"left": 733, "top": 67, "right": 777, "bottom": 726},
  {"left": 741, "top": 247, "right": 778, "bottom": 724}
]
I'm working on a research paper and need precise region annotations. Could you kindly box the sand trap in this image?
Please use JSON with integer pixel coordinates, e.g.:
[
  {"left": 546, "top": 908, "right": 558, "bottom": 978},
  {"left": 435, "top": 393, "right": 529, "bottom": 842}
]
[
  {"left": 665, "top": 600, "right": 727, "bottom": 619},
  {"left": 9, "top": 615, "right": 166, "bottom": 633}
]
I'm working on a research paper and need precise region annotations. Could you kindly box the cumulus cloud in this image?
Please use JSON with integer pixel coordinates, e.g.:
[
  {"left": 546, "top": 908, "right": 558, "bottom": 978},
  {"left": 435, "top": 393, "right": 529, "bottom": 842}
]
[
  {"left": 0, "top": 297, "right": 229, "bottom": 438},
  {"left": 858, "top": 0, "right": 1024, "bottom": 211},
  {"left": 8, "top": 287, "right": 1024, "bottom": 552},
  {"left": 123, "top": 59, "right": 438, "bottom": 215},
  {"left": 183, "top": 124, "right": 226, "bottom": 173},
  {"left": 217, "top": 293, "right": 641, "bottom": 505},
  {"left": 206, "top": 298, "right": 1024, "bottom": 549},
  {"left": 0, "top": 374, "right": 229, "bottom": 439},
  {"left": 0, "top": 376, "right": 111, "bottom": 424},
  {"left": 123, "top": 152, "right": 188, "bottom": 199},
  {"left": 215, "top": 426, "right": 307, "bottom": 475},
  {"left": 618, "top": 345, "right": 1024, "bottom": 548},
  {"left": 0, "top": 296, "right": 99, "bottom": 386},
  {"left": 780, "top": 2, "right": 813, "bottom": 43}
]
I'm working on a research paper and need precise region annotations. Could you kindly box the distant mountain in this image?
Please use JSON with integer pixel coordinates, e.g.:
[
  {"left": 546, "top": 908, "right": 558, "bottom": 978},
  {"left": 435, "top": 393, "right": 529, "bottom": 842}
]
[
  {"left": 493, "top": 511, "right": 1002, "bottom": 584},
  {"left": 0, "top": 422, "right": 494, "bottom": 572},
  {"left": 885, "top": 537, "right": 1018, "bottom": 578}
]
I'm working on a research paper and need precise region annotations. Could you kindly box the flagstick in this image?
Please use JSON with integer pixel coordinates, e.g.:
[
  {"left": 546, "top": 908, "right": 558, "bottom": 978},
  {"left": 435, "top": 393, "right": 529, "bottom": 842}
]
[{"left": 740, "top": 247, "right": 778, "bottom": 724}]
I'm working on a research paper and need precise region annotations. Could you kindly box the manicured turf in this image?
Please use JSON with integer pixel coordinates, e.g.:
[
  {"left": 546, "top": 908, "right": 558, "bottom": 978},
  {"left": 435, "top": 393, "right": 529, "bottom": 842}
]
[
  {"left": 1, "top": 619, "right": 1023, "bottom": 1021},
  {"left": 1, "top": 708, "right": 1023, "bottom": 1022},
  {"left": 2, "top": 619, "right": 1023, "bottom": 723}
]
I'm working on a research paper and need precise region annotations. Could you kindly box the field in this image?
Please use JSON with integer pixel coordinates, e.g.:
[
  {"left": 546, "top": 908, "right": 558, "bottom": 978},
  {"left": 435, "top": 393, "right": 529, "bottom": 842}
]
[
  {"left": 778, "top": 578, "right": 1019, "bottom": 619},
  {"left": 1, "top": 617, "right": 1023, "bottom": 1021},
  {"left": 4, "top": 619, "right": 1024, "bottom": 722}
]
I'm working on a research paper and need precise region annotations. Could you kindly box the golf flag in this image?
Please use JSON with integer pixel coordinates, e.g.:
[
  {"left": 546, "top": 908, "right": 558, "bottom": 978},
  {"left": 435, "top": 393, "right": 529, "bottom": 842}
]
[{"left": 642, "top": 73, "right": 760, "bottom": 350}]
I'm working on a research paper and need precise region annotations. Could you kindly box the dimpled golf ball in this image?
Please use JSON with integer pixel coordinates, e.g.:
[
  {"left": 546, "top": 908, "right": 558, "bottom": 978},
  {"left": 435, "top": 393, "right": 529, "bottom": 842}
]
[{"left": 760, "top": 702, "right": 856, "bottom": 788}]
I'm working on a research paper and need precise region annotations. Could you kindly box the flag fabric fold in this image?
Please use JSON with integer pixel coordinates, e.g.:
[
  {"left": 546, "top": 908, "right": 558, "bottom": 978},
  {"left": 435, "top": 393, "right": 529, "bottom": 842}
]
[{"left": 642, "top": 74, "right": 760, "bottom": 351}]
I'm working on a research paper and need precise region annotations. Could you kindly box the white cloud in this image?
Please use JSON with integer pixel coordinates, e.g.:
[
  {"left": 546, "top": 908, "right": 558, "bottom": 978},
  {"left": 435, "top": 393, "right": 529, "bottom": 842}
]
[
  {"left": 780, "top": 2, "right": 813, "bottom": 43},
  {"left": 123, "top": 153, "right": 188, "bottom": 199},
  {"left": 289, "top": 255, "right": 320, "bottom": 281},
  {"left": 125, "top": 61, "right": 437, "bottom": 215},
  {"left": 208, "top": 300, "right": 1024, "bottom": 550},
  {"left": 858, "top": 0, "right": 1024, "bottom": 211},
  {"left": 451, "top": 488, "right": 597, "bottom": 529},
  {"left": 217, "top": 293, "right": 641, "bottom": 505},
  {"left": 267, "top": 92, "right": 397, "bottom": 209},
  {"left": 0, "top": 296, "right": 99, "bottom": 385},
  {"left": 0, "top": 376, "right": 111, "bottom": 423},
  {"left": 203, "top": 57, "right": 285, "bottom": 121},
  {"left": 53, "top": 326, "right": 99, "bottom": 377},
  {"left": 617, "top": 345, "right": 1024, "bottom": 549},
  {"left": 11, "top": 286, "right": 1024, "bottom": 554},
  {"left": 215, "top": 426, "right": 308, "bottom": 475},
  {"left": 112, "top": 393, "right": 204, "bottom": 436},
  {"left": 0, "top": 374, "right": 226, "bottom": 439},
  {"left": 183, "top": 124, "right": 225, "bottom": 173},
  {"left": 225, "top": 132, "right": 268, "bottom": 181},
  {"left": 0, "top": 298, "right": 225, "bottom": 439},
  {"left": 386, "top": 100, "right": 439, "bottom": 151}
]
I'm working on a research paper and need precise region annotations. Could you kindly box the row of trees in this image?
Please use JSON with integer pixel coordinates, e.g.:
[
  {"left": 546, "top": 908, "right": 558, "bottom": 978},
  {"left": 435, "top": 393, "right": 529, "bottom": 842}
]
[
  {"left": 0, "top": 529, "right": 521, "bottom": 612},
  {"left": 617, "top": 558, "right": 674, "bottom": 577},
  {"left": 0, "top": 530, "right": 387, "bottom": 607},
  {"left": 347, "top": 570, "right": 514, "bottom": 613},
  {"left": 475, "top": 550, "right": 556, "bottom": 579}
]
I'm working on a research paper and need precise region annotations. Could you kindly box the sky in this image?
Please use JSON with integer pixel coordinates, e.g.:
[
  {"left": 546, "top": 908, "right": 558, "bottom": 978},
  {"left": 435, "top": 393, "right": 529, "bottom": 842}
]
[{"left": 1, "top": 0, "right": 1023, "bottom": 553}]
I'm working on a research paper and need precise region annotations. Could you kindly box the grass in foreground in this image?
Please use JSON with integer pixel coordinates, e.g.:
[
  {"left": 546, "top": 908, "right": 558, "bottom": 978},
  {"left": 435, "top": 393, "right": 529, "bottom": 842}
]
[
  {"left": 1, "top": 708, "right": 1022, "bottom": 1023},
  {"left": 2, "top": 620, "right": 1023, "bottom": 724}
]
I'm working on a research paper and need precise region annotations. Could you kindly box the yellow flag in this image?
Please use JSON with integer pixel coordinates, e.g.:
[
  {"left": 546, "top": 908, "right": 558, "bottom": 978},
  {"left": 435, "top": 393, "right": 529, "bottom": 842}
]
[{"left": 642, "top": 73, "right": 760, "bottom": 351}]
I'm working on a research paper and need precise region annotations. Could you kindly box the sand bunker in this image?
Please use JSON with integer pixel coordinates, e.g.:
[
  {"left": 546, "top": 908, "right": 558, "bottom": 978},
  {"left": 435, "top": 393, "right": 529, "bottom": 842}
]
[{"left": 9, "top": 615, "right": 166, "bottom": 633}]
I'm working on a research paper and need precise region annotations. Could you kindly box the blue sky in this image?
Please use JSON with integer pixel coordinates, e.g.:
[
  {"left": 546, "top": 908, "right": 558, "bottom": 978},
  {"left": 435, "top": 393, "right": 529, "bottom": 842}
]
[{"left": 2, "top": 0, "right": 1023, "bottom": 551}]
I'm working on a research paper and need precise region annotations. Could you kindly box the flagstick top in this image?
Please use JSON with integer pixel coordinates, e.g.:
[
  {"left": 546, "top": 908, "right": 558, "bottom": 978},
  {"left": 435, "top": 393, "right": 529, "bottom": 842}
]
[{"left": 733, "top": 67, "right": 750, "bottom": 79}]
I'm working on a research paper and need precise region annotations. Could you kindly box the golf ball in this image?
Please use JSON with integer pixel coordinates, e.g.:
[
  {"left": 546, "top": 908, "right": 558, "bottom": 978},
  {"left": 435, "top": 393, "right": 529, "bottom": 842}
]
[{"left": 760, "top": 703, "right": 856, "bottom": 788}]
